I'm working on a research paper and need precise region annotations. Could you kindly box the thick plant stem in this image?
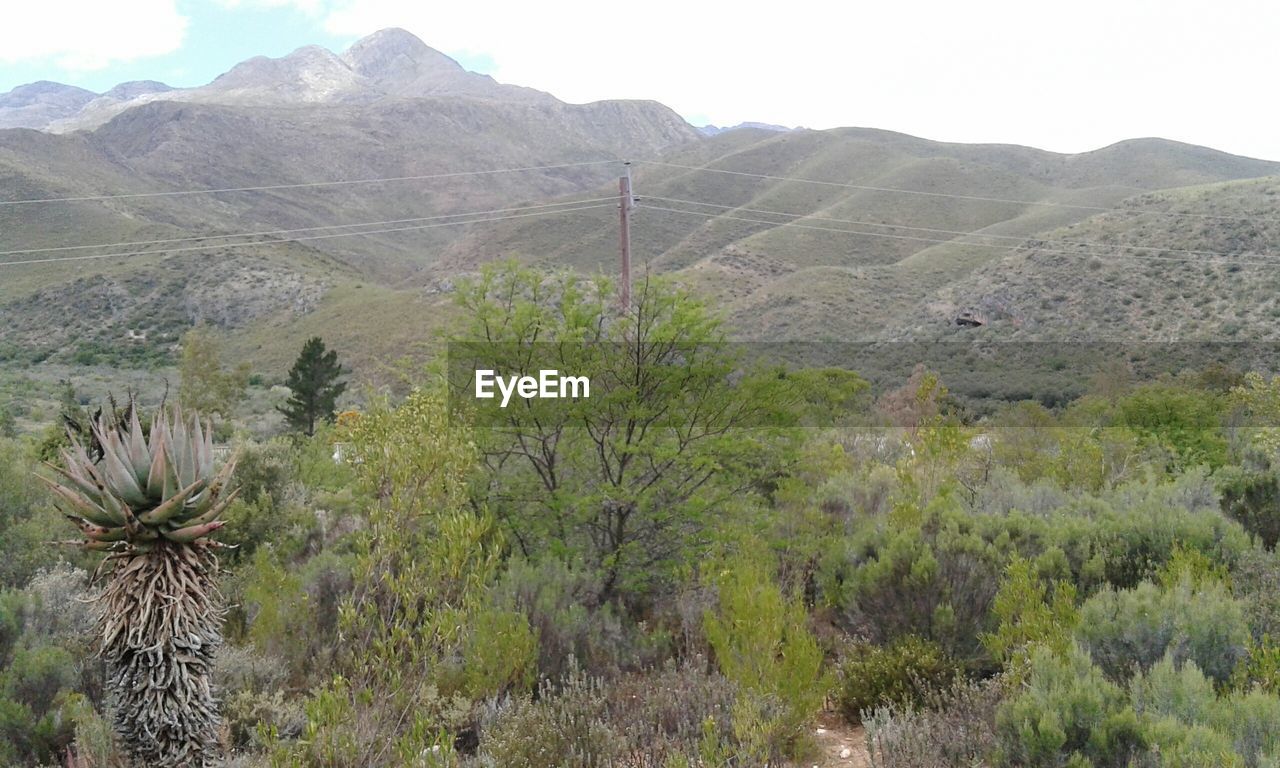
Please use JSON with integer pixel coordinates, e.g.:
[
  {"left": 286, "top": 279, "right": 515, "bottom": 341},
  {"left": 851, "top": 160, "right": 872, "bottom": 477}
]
[{"left": 97, "top": 541, "right": 224, "bottom": 767}]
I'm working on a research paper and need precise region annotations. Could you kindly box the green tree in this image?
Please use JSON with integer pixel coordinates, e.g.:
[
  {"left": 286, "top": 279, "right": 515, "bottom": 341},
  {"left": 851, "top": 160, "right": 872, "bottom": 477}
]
[
  {"left": 452, "top": 262, "right": 794, "bottom": 606},
  {"left": 179, "top": 326, "right": 251, "bottom": 419},
  {"left": 278, "top": 337, "right": 347, "bottom": 436},
  {"left": 272, "top": 389, "right": 531, "bottom": 766}
]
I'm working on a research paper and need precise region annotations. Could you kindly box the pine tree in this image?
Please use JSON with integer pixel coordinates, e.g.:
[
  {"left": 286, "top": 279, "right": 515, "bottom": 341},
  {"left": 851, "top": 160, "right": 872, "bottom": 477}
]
[{"left": 278, "top": 337, "right": 347, "bottom": 436}]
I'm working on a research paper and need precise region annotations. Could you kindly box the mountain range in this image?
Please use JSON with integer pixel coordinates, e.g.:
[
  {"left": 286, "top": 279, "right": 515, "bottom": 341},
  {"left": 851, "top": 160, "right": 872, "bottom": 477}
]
[{"left": 2, "top": 28, "right": 1279, "bottom": 379}]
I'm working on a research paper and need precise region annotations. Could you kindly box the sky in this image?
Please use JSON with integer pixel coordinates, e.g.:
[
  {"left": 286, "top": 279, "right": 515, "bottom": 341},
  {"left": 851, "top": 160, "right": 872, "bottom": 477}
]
[{"left": 3, "top": 0, "right": 1280, "bottom": 159}]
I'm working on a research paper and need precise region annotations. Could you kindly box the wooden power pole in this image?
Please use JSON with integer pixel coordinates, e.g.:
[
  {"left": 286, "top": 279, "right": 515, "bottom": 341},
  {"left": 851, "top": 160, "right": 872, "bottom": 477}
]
[{"left": 618, "top": 161, "right": 634, "bottom": 310}]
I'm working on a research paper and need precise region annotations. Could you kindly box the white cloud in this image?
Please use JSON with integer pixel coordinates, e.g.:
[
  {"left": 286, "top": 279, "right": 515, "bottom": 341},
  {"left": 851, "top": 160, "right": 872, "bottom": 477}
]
[
  {"left": 0, "top": 0, "right": 188, "bottom": 71},
  {"left": 315, "top": 0, "right": 1280, "bottom": 159},
  {"left": 212, "top": 0, "right": 326, "bottom": 15}
]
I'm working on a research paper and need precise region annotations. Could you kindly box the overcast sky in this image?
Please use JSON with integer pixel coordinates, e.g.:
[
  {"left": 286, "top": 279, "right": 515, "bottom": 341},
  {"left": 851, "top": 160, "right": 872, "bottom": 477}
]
[{"left": 3, "top": 0, "right": 1279, "bottom": 159}]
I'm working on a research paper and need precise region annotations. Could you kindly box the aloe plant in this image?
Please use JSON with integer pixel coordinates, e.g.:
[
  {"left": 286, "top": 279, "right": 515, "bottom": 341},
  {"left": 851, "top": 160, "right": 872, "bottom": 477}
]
[{"left": 43, "top": 405, "right": 237, "bottom": 767}]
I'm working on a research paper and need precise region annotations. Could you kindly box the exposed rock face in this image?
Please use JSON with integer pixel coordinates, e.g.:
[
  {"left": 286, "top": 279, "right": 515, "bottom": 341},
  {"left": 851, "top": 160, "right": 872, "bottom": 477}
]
[
  {"left": 341, "top": 27, "right": 554, "bottom": 103},
  {"left": 204, "top": 45, "right": 369, "bottom": 104},
  {"left": 9, "top": 27, "right": 568, "bottom": 132},
  {"left": 103, "top": 81, "right": 173, "bottom": 100}
]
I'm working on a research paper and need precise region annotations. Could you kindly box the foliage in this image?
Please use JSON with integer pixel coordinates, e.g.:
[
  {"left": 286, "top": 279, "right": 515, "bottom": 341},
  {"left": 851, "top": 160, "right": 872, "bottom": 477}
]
[
  {"left": 490, "top": 557, "right": 651, "bottom": 681},
  {"left": 1219, "top": 467, "right": 1280, "bottom": 551},
  {"left": 703, "top": 547, "right": 829, "bottom": 757},
  {"left": 983, "top": 556, "right": 1078, "bottom": 673},
  {"left": 837, "top": 636, "right": 960, "bottom": 724},
  {"left": 474, "top": 663, "right": 737, "bottom": 767},
  {"left": 1113, "top": 384, "right": 1228, "bottom": 469},
  {"left": 1076, "top": 577, "right": 1249, "bottom": 685},
  {"left": 994, "top": 645, "right": 1146, "bottom": 768},
  {"left": 453, "top": 262, "right": 795, "bottom": 607},
  {"left": 0, "top": 439, "right": 67, "bottom": 589},
  {"left": 865, "top": 677, "right": 1002, "bottom": 768},
  {"left": 179, "top": 326, "right": 252, "bottom": 419},
  {"left": 272, "top": 389, "right": 526, "bottom": 767},
  {"left": 278, "top": 336, "right": 347, "bottom": 437}
]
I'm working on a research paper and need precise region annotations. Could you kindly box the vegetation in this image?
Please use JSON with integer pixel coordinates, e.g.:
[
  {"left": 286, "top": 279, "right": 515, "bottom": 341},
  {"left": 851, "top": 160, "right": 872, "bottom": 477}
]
[
  {"left": 179, "top": 327, "right": 251, "bottom": 421},
  {"left": 42, "top": 402, "right": 239, "bottom": 767},
  {"left": 10, "top": 260, "right": 1280, "bottom": 766},
  {"left": 278, "top": 337, "right": 347, "bottom": 437}
]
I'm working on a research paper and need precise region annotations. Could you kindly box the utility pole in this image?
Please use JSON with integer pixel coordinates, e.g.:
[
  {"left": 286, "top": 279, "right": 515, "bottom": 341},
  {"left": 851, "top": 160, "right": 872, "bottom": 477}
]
[{"left": 618, "top": 161, "right": 634, "bottom": 310}]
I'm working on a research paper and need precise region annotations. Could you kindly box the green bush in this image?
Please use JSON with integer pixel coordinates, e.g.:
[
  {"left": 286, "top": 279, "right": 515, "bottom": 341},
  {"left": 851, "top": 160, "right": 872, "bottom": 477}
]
[
  {"left": 704, "top": 549, "right": 829, "bottom": 758},
  {"left": 834, "top": 496, "right": 1006, "bottom": 664},
  {"left": 462, "top": 605, "right": 538, "bottom": 699},
  {"left": 838, "top": 636, "right": 960, "bottom": 724},
  {"left": 1220, "top": 468, "right": 1280, "bottom": 551},
  {"left": 1, "top": 644, "right": 77, "bottom": 713},
  {"left": 492, "top": 557, "right": 660, "bottom": 681},
  {"left": 994, "top": 645, "right": 1147, "bottom": 768},
  {"left": 983, "top": 557, "right": 1078, "bottom": 673},
  {"left": 1133, "top": 656, "right": 1280, "bottom": 767},
  {"left": 1076, "top": 578, "right": 1248, "bottom": 685},
  {"left": 1114, "top": 384, "right": 1228, "bottom": 470}
]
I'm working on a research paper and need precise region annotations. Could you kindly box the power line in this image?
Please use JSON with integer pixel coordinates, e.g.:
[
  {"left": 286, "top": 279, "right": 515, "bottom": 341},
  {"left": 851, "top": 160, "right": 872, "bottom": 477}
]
[
  {"left": 0, "top": 203, "right": 614, "bottom": 268},
  {"left": 0, "top": 160, "right": 618, "bottom": 207},
  {"left": 0, "top": 197, "right": 616, "bottom": 258},
  {"left": 644, "top": 195, "right": 1245, "bottom": 259},
  {"left": 637, "top": 160, "right": 1280, "bottom": 225},
  {"left": 643, "top": 203, "right": 1280, "bottom": 268}
]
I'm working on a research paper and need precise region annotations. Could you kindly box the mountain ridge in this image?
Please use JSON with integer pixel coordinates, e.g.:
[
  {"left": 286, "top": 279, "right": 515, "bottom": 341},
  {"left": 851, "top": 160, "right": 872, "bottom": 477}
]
[{"left": 2, "top": 28, "right": 578, "bottom": 133}]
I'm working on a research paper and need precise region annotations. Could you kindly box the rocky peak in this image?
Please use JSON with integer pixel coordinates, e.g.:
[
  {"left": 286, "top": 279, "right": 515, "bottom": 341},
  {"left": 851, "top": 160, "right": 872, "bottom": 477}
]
[
  {"left": 341, "top": 27, "right": 463, "bottom": 81},
  {"left": 103, "top": 81, "right": 173, "bottom": 100},
  {"left": 206, "top": 45, "right": 365, "bottom": 102},
  {"left": 0, "top": 81, "right": 97, "bottom": 109}
]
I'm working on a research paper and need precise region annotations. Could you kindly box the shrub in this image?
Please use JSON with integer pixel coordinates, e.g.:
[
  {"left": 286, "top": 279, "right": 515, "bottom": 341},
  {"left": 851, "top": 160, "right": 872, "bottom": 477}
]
[
  {"left": 1076, "top": 578, "right": 1249, "bottom": 685},
  {"left": 491, "top": 557, "right": 646, "bottom": 681},
  {"left": 704, "top": 550, "right": 829, "bottom": 758},
  {"left": 462, "top": 605, "right": 538, "bottom": 699},
  {"left": 835, "top": 496, "right": 1005, "bottom": 664},
  {"left": 1220, "top": 468, "right": 1280, "bottom": 551},
  {"left": 1, "top": 644, "right": 77, "bottom": 713},
  {"left": 474, "top": 662, "right": 739, "bottom": 767},
  {"left": 983, "top": 557, "right": 1078, "bottom": 673},
  {"left": 1133, "top": 656, "right": 1280, "bottom": 767},
  {"left": 474, "top": 669, "right": 626, "bottom": 768},
  {"left": 994, "top": 645, "right": 1146, "bottom": 768},
  {"left": 1233, "top": 548, "right": 1280, "bottom": 640},
  {"left": 865, "top": 676, "right": 1002, "bottom": 768},
  {"left": 838, "top": 636, "right": 960, "bottom": 724}
]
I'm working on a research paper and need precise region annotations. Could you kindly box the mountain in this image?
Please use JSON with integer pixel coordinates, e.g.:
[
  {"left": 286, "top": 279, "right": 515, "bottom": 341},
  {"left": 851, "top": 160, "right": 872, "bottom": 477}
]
[
  {"left": 0, "top": 28, "right": 699, "bottom": 369},
  {"left": 3, "top": 28, "right": 1278, "bottom": 378},
  {"left": 12, "top": 28, "right": 559, "bottom": 133},
  {"left": 340, "top": 27, "right": 552, "bottom": 103},
  {"left": 432, "top": 128, "right": 1280, "bottom": 343},
  {"left": 893, "top": 175, "right": 1280, "bottom": 341},
  {"left": 0, "top": 81, "right": 97, "bottom": 129},
  {"left": 698, "top": 122, "right": 794, "bottom": 137}
]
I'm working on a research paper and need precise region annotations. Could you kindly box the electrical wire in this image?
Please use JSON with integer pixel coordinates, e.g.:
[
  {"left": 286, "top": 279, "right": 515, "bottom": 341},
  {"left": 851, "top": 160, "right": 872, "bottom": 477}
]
[
  {"left": 637, "top": 160, "right": 1280, "bottom": 225},
  {"left": 0, "top": 197, "right": 616, "bottom": 257},
  {"left": 0, "top": 202, "right": 614, "bottom": 268},
  {"left": 0, "top": 160, "right": 619, "bottom": 206},
  {"left": 643, "top": 195, "right": 1246, "bottom": 259},
  {"left": 642, "top": 203, "right": 1280, "bottom": 268}
]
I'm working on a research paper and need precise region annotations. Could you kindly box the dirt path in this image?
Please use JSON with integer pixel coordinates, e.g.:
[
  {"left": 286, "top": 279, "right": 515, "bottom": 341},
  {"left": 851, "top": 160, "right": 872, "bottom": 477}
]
[{"left": 804, "top": 711, "right": 871, "bottom": 768}]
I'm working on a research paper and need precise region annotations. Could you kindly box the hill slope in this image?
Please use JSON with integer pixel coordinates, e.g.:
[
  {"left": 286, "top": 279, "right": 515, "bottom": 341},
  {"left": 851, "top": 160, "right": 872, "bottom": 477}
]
[{"left": 431, "top": 128, "right": 1280, "bottom": 341}]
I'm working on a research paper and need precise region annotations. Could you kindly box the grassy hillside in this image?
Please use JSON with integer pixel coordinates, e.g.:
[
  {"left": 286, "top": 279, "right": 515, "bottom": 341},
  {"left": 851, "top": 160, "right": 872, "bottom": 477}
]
[
  {"left": 896, "top": 176, "right": 1280, "bottom": 340},
  {"left": 434, "top": 128, "right": 1280, "bottom": 342}
]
